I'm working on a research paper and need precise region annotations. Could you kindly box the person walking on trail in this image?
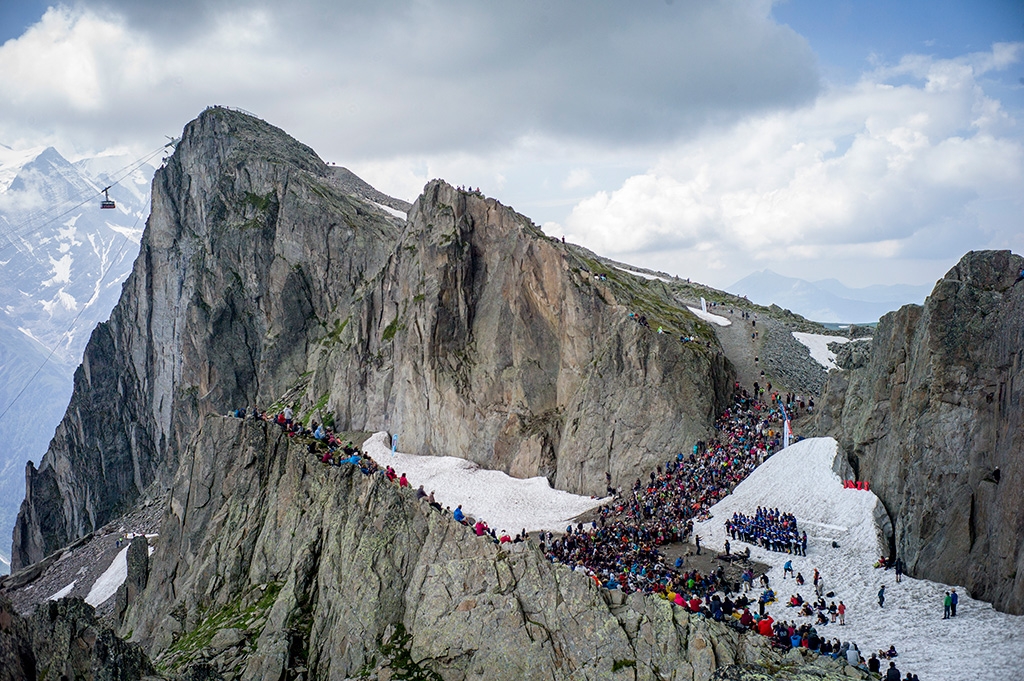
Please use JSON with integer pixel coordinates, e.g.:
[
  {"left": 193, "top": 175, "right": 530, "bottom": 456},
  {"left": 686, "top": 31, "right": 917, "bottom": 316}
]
[
  {"left": 950, "top": 588, "right": 958, "bottom": 616},
  {"left": 943, "top": 591, "right": 951, "bottom": 619},
  {"left": 878, "top": 585, "right": 886, "bottom": 608}
]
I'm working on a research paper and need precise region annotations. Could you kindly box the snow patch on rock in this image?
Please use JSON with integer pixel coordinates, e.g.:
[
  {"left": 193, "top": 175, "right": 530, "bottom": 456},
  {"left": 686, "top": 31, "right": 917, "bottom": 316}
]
[
  {"left": 48, "top": 581, "right": 76, "bottom": 600},
  {"left": 687, "top": 306, "right": 732, "bottom": 326},
  {"left": 362, "top": 432, "right": 608, "bottom": 534},
  {"left": 792, "top": 332, "right": 849, "bottom": 371}
]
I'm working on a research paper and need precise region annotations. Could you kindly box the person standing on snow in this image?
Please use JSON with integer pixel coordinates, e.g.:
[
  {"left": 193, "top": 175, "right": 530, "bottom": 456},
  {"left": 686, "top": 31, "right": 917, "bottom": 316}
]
[
  {"left": 838, "top": 600, "right": 846, "bottom": 625},
  {"left": 950, "top": 588, "right": 958, "bottom": 616},
  {"left": 943, "top": 591, "right": 951, "bottom": 619},
  {"left": 885, "top": 662, "right": 901, "bottom": 681},
  {"left": 878, "top": 585, "right": 886, "bottom": 608}
]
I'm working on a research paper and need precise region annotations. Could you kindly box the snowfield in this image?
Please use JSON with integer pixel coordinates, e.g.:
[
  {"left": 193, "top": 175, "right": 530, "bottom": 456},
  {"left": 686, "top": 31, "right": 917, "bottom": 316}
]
[
  {"left": 85, "top": 545, "right": 130, "bottom": 607},
  {"left": 373, "top": 201, "right": 407, "bottom": 219},
  {"left": 362, "top": 432, "right": 608, "bottom": 534},
  {"left": 688, "top": 306, "right": 732, "bottom": 326},
  {"left": 695, "top": 437, "right": 1024, "bottom": 681},
  {"left": 792, "top": 332, "right": 851, "bottom": 371},
  {"left": 614, "top": 266, "right": 673, "bottom": 283},
  {"left": 84, "top": 536, "right": 157, "bottom": 608}
]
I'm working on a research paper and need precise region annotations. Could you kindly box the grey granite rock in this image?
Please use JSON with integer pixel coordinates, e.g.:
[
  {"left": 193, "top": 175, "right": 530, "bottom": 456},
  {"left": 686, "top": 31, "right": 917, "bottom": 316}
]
[{"left": 816, "top": 250, "right": 1024, "bottom": 614}]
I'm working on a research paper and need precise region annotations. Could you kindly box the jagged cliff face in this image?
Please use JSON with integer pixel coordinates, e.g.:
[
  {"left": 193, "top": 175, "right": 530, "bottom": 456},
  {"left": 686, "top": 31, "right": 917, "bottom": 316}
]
[
  {"left": 127, "top": 417, "right": 767, "bottom": 680},
  {"left": 13, "top": 107, "right": 731, "bottom": 570},
  {"left": 816, "top": 250, "right": 1024, "bottom": 614},
  {"left": 366, "top": 181, "right": 731, "bottom": 493}
]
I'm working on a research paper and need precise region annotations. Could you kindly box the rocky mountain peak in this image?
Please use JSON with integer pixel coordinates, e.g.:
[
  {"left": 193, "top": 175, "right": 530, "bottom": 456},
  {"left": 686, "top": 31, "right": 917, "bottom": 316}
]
[{"left": 938, "top": 249, "right": 1023, "bottom": 293}]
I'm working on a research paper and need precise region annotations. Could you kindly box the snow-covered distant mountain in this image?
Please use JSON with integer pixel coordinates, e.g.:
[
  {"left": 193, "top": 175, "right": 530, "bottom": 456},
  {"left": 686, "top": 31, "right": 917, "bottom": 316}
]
[
  {"left": 727, "top": 269, "right": 932, "bottom": 324},
  {"left": 0, "top": 144, "right": 156, "bottom": 573}
]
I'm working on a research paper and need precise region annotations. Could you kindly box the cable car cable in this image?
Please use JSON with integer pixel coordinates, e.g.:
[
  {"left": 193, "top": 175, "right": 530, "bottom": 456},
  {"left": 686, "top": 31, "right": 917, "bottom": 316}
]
[
  {"left": 0, "top": 142, "right": 171, "bottom": 256},
  {"left": 4, "top": 141, "right": 171, "bottom": 233}
]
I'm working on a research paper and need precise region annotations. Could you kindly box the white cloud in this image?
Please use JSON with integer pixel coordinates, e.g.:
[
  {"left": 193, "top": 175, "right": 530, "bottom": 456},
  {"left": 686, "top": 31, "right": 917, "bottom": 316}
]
[
  {"left": 559, "top": 45, "right": 1024, "bottom": 287},
  {"left": 1, "top": 4, "right": 1019, "bottom": 291},
  {"left": 562, "top": 168, "right": 593, "bottom": 190},
  {"left": 0, "top": 1, "right": 819, "bottom": 156}
]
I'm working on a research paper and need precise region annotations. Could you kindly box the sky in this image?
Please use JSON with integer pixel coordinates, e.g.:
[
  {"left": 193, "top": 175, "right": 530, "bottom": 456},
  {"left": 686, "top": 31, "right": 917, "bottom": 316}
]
[{"left": 0, "top": 0, "right": 1022, "bottom": 289}]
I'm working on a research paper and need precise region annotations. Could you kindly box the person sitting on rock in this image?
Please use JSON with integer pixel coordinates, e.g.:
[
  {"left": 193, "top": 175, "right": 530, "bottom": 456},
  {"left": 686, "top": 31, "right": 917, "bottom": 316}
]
[
  {"left": 453, "top": 504, "right": 466, "bottom": 523},
  {"left": 398, "top": 473, "right": 409, "bottom": 488}
]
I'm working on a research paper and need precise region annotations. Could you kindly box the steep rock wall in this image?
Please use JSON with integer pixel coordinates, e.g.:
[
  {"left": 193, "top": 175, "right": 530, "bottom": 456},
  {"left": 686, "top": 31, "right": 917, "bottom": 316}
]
[
  {"left": 356, "top": 181, "right": 732, "bottom": 495},
  {"left": 128, "top": 416, "right": 770, "bottom": 681},
  {"left": 816, "top": 250, "right": 1024, "bottom": 614}
]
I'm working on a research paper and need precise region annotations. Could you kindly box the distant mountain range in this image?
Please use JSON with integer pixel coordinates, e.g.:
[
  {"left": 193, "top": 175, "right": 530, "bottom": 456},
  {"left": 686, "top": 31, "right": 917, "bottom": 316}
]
[
  {"left": 727, "top": 269, "right": 932, "bottom": 324},
  {"left": 0, "top": 144, "right": 155, "bottom": 572}
]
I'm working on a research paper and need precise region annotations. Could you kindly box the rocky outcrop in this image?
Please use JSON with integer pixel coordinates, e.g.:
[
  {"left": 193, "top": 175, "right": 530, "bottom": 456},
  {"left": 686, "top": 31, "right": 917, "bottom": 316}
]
[
  {"left": 126, "top": 416, "right": 788, "bottom": 681},
  {"left": 816, "top": 250, "right": 1024, "bottom": 614},
  {"left": 14, "top": 107, "right": 731, "bottom": 569},
  {"left": 115, "top": 536, "right": 151, "bottom": 627},
  {"left": 367, "top": 181, "right": 732, "bottom": 494},
  {"left": 0, "top": 595, "right": 34, "bottom": 681},
  {"left": 830, "top": 340, "right": 871, "bottom": 371},
  {"left": 0, "top": 595, "right": 154, "bottom": 681}
]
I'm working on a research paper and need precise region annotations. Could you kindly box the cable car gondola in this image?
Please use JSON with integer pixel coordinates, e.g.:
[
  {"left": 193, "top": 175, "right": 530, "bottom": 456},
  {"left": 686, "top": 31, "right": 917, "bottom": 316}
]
[{"left": 100, "top": 187, "right": 116, "bottom": 210}]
